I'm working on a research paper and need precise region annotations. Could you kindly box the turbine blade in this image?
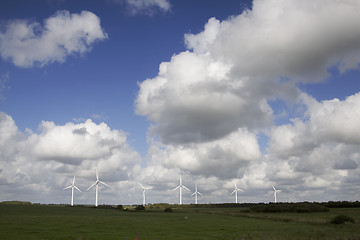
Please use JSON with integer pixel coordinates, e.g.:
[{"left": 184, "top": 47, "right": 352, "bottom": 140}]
[
  {"left": 272, "top": 185, "right": 276, "bottom": 191},
  {"left": 231, "top": 189, "right": 236, "bottom": 195},
  {"left": 172, "top": 185, "right": 180, "bottom": 191},
  {"left": 191, "top": 192, "right": 196, "bottom": 196},
  {"left": 96, "top": 169, "right": 99, "bottom": 180},
  {"left": 100, "top": 181, "right": 111, "bottom": 188},
  {"left": 198, "top": 192, "right": 203, "bottom": 196},
  {"left": 87, "top": 181, "right": 97, "bottom": 191},
  {"left": 139, "top": 183, "right": 145, "bottom": 189},
  {"left": 72, "top": 176, "right": 76, "bottom": 184},
  {"left": 63, "top": 185, "right": 72, "bottom": 190},
  {"left": 183, "top": 186, "right": 191, "bottom": 192},
  {"left": 74, "top": 185, "right": 81, "bottom": 192}
]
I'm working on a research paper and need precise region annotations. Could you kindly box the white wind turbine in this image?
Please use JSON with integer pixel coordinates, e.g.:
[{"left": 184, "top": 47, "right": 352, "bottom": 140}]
[
  {"left": 87, "top": 170, "right": 110, "bottom": 207},
  {"left": 139, "top": 183, "right": 152, "bottom": 206},
  {"left": 191, "top": 184, "right": 203, "bottom": 204},
  {"left": 172, "top": 175, "right": 190, "bottom": 205},
  {"left": 63, "top": 176, "right": 81, "bottom": 206},
  {"left": 231, "top": 184, "right": 244, "bottom": 204},
  {"left": 272, "top": 185, "right": 281, "bottom": 203}
]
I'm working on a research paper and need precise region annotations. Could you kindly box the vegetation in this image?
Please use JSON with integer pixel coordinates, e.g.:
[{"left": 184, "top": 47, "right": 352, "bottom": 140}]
[
  {"left": 330, "top": 215, "right": 355, "bottom": 224},
  {"left": 0, "top": 200, "right": 32, "bottom": 205},
  {"left": 250, "top": 202, "right": 329, "bottom": 213},
  {"left": 0, "top": 202, "right": 359, "bottom": 239},
  {"left": 135, "top": 205, "right": 145, "bottom": 211},
  {"left": 164, "top": 207, "right": 173, "bottom": 212}
]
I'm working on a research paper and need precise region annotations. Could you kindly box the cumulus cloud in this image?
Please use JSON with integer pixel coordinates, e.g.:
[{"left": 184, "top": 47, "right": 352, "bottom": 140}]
[
  {"left": 269, "top": 92, "right": 360, "bottom": 158},
  {"left": 136, "top": 0, "right": 360, "bottom": 145},
  {"left": 0, "top": 112, "right": 141, "bottom": 204},
  {"left": 186, "top": 0, "right": 360, "bottom": 80},
  {"left": 136, "top": 51, "right": 278, "bottom": 144},
  {"left": 134, "top": 0, "right": 360, "bottom": 202},
  {"left": 111, "top": 0, "right": 171, "bottom": 15},
  {"left": 0, "top": 10, "right": 107, "bottom": 68},
  {"left": 266, "top": 92, "right": 360, "bottom": 199},
  {"left": 147, "top": 128, "right": 261, "bottom": 179}
]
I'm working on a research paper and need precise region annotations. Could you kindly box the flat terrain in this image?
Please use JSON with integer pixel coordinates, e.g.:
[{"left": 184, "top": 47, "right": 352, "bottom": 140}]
[{"left": 1, "top": 204, "right": 359, "bottom": 240}]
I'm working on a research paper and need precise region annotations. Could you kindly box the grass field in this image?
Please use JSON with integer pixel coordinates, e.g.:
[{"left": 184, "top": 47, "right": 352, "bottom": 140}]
[{"left": 1, "top": 204, "right": 360, "bottom": 240}]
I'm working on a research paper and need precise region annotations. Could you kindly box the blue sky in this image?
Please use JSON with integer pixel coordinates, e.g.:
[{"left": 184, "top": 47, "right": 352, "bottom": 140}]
[
  {"left": 1, "top": 0, "right": 360, "bottom": 205},
  {"left": 0, "top": 0, "right": 252, "bottom": 157}
]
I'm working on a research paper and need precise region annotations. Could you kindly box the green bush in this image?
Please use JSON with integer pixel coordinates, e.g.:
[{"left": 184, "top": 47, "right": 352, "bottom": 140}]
[
  {"left": 330, "top": 215, "right": 355, "bottom": 224},
  {"left": 164, "top": 207, "right": 173, "bottom": 212},
  {"left": 250, "top": 202, "right": 329, "bottom": 213},
  {"left": 135, "top": 205, "right": 145, "bottom": 211},
  {"left": 294, "top": 206, "right": 311, "bottom": 213}
]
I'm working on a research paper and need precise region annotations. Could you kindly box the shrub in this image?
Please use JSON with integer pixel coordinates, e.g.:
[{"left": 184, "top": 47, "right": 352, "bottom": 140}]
[
  {"left": 135, "top": 205, "right": 145, "bottom": 211},
  {"left": 294, "top": 207, "right": 311, "bottom": 213},
  {"left": 330, "top": 215, "right": 355, "bottom": 224},
  {"left": 116, "top": 205, "right": 123, "bottom": 210},
  {"left": 164, "top": 207, "right": 173, "bottom": 212}
]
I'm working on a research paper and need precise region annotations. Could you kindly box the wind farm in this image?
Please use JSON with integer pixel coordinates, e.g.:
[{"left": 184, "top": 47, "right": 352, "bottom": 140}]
[
  {"left": 1, "top": 0, "right": 360, "bottom": 238},
  {"left": 2, "top": 170, "right": 360, "bottom": 240}
]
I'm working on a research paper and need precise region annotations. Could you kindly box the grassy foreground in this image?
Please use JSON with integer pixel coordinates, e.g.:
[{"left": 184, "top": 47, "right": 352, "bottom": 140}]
[{"left": 1, "top": 204, "right": 360, "bottom": 240}]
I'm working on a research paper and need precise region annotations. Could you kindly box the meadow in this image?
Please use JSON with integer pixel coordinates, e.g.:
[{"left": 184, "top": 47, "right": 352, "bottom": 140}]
[{"left": 0, "top": 202, "right": 359, "bottom": 240}]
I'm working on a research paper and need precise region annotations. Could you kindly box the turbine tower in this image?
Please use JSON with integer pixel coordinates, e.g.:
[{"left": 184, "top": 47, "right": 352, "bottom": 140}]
[
  {"left": 172, "top": 175, "right": 190, "bottom": 205},
  {"left": 272, "top": 185, "right": 281, "bottom": 203},
  {"left": 231, "top": 184, "right": 244, "bottom": 204},
  {"left": 191, "top": 184, "right": 203, "bottom": 204},
  {"left": 87, "top": 169, "right": 110, "bottom": 207},
  {"left": 63, "top": 176, "right": 81, "bottom": 206},
  {"left": 139, "top": 183, "right": 151, "bottom": 206}
]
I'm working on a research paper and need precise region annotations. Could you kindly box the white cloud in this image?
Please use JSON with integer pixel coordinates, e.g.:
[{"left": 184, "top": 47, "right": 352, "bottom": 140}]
[
  {"left": 266, "top": 92, "right": 360, "bottom": 200},
  {"left": 111, "top": 0, "right": 171, "bottom": 15},
  {"left": 137, "top": 0, "right": 360, "bottom": 145},
  {"left": 0, "top": 112, "right": 141, "bottom": 204},
  {"left": 147, "top": 128, "right": 261, "bottom": 179},
  {"left": 134, "top": 0, "right": 360, "bottom": 203},
  {"left": 186, "top": 0, "right": 360, "bottom": 81},
  {"left": 0, "top": 10, "right": 107, "bottom": 68},
  {"left": 136, "top": 51, "right": 276, "bottom": 144},
  {"left": 269, "top": 92, "right": 360, "bottom": 158}
]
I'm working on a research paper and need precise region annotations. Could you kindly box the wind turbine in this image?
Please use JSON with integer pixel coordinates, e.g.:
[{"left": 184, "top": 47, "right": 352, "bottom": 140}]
[
  {"left": 87, "top": 169, "right": 110, "bottom": 207},
  {"left": 231, "top": 184, "right": 244, "bottom": 204},
  {"left": 272, "top": 185, "right": 281, "bottom": 203},
  {"left": 63, "top": 176, "right": 81, "bottom": 206},
  {"left": 172, "top": 175, "right": 190, "bottom": 204},
  {"left": 191, "top": 184, "right": 203, "bottom": 204},
  {"left": 139, "top": 183, "right": 152, "bottom": 206}
]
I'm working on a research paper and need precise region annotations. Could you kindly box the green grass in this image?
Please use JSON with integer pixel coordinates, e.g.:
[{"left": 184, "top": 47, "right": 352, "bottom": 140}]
[{"left": 1, "top": 204, "right": 360, "bottom": 240}]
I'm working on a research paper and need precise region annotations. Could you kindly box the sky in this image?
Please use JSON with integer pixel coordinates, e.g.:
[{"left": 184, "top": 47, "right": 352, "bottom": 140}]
[{"left": 1, "top": 0, "right": 360, "bottom": 206}]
